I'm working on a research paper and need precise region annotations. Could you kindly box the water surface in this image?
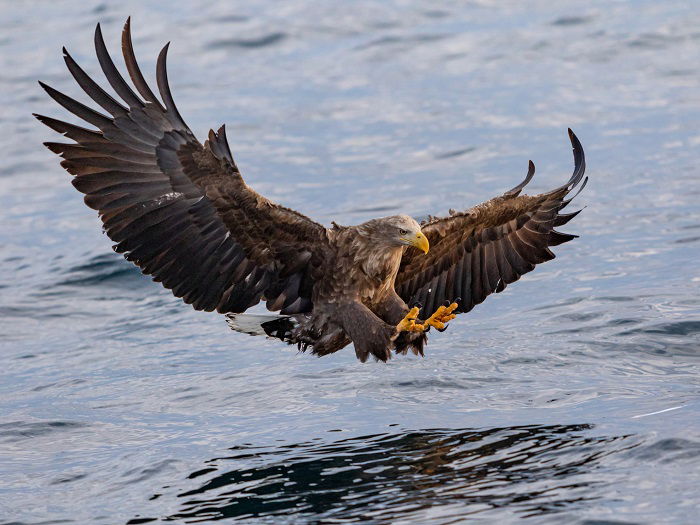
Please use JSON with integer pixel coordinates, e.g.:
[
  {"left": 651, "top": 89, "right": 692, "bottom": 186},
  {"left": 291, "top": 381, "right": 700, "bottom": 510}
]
[{"left": 1, "top": 1, "right": 699, "bottom": 523}]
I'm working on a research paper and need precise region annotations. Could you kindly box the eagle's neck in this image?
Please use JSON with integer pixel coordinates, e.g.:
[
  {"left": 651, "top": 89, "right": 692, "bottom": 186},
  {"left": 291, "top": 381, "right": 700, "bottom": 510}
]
[
  {"left": 358, "top": 245, "right": 404, "bottom": 282},
  {"left": 330, "top": 224, "right": 405, "bottom": 288},
  {"left": 346, "top": 229, "right": 404, "bottom": 284}
]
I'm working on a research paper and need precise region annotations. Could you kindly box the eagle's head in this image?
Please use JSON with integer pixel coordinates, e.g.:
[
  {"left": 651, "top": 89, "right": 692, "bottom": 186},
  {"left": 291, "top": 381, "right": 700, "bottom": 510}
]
[{"left": 360, "top": 214, "right": 429, "bottom": 254}]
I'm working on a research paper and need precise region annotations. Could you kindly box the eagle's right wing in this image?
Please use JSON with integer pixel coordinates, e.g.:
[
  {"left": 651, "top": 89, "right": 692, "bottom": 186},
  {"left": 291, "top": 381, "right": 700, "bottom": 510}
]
[
  {"left": 36, "top": 19, "right": 327, "bottom": 315},
  {"left": 396, "top": 130, "right": 587, "bottom": 317}
]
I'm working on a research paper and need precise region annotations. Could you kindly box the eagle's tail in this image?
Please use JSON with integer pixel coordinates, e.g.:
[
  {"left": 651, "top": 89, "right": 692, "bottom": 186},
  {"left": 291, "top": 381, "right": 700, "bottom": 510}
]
[{"left": 225, "top": 313, "right": 298, "bottom": 341}]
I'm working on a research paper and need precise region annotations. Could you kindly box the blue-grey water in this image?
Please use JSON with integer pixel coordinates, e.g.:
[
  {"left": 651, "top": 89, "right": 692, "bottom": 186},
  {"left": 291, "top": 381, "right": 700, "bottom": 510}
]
[{"left": 1, "top": 1, "right": 700, "bottom": 523}]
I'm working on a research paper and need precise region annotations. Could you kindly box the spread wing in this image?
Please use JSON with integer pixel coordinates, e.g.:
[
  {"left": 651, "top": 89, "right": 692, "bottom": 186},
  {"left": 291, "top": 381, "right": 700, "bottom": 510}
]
[
  {"left": 396, "top": 129, "right": 587, "bottom": 317},
  {"left": 36, "top": 19, "right": 327, "bottom": 315}
]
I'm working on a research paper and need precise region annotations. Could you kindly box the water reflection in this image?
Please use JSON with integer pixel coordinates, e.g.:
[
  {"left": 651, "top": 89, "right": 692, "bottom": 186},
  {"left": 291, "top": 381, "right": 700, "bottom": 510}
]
[{"left": 153, "top": 424, "right": 632, "bottom": 523}]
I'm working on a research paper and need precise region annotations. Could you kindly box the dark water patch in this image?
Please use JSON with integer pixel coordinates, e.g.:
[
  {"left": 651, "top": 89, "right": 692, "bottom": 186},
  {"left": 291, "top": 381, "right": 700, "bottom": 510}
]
[
  {"left": 343, "top": 204, "right": 401, "bottom": 214},
  {"left": 581, "top": 520, "right": 641, "bottom": 525},
  {"left": 663, "top": 68, "right": 698, "bottom": 77},
  {"left": 627, "top": 33, "right": 683, "bottom": 50},
  {"left": 532, "top": 296, "right": 587, "bottom": 311},
  {"left": 555, "top": 312, "right": 602, "bottom": 322},
  {"left": 551, "top": 15, "right": 594, "bottom": 26},
  {"left": 597, "top": 296, "right": 636, "bottom": 303},
  {"left": 500, "top": 356, "right": 549, "bottom": 365},
  {"left": 188, "top": 467, "right": 218, "bottom": 480},
  {"left": 547, "top": 327, "right": 599, "bottom": 335},
  {"left": 581, "top": 338, "right": 699, "bottom": 359},
  {"left": 356, "top": 33, "right": 448, "bottom": 51},
  {"left": 675, "top": 235, "right": 700, "bottom": 244},
  {"left": 0, "top": 522, "right": 75, "bottom": 525},
  {"left": 143, "top": 424, "right": 636, "bottom": 523},
  {"left": 620, "top": 320, "right": 700, "bottom": 337},
  {"left": 0, "top": 306, "right": 37, "bottom": 317},
  {"left": 31, "top": 378, "right": 86, "bottom": 392},
  {"left": 51, "top": 472, "right": 88, "bottom": 485},
  {"left": 51, "top": 253, "right": 145, "bottom": 290},
  {"left": 216, "top": 15, "right": 249, "bottom": 23},
  {"left": 423, "top": 9, "right": 449, "bottom": 19},
  {"left": 434, "top": 146, "right": 477, "bottom": 160},
  {"left": 121, "top": 459, "right": 181, "bottom": 485},
  {"left": 386, "top": 377, "right": 489, "bottom": 389},
  {"left": 606, "top": 318, "right": 641, "bottom": 327},
  {"left": 625, "top": 438, "right": 700, "bottom": 464},
  {"left": 206, "top": 33, "right": 287, "bottom": 50},
  {"left": 0, "top": 421, "right": 88, "bottom": 443}
]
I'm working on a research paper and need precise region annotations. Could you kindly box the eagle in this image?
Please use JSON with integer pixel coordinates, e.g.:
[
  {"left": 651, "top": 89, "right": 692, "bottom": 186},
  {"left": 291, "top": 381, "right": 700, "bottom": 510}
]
[{"left": 36, "top": 19, "right": 587, "bottom": 362}]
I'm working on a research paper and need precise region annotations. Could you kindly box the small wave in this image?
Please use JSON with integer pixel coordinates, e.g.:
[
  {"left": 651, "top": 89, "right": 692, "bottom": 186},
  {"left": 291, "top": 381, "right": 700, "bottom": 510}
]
[
  {"left": 31, "top": 378, "right": 86, "bottom": 392},
  {"left": 51, "top": 472, "right": 88, "bottom": 485},
  {"left": 621, "top": 320, "right": 700, "bottom": 337},
  {"left": 217, "top": 15, "right": 249, "bottom": 23},
  {"left": 626, "top": 438, "right": 700, "bottom": 464},
  {"left": 434, "top": 147, "right": 477, "bottom": 160},
  {"left": 0, "top": 421, "right": 88, "bottom": 443},
  {"left": 120, "top": 459, "right": 181, "bottom": 485},
  {"left": 356, "top": 33, "right": 448, "bottom": 51},
  {"left": 550, "top": 15, "right": 594, "bottom": 26},
  {"left": 387, "top": 377, "right": 490, "bottom": 389},
  {"left": 675, "top": 235, "right": 700, "bottom": 244},
  {"left": 343, "top": 204, "right": 401, "bottom": 214},
  {"left": 0, "top": 305, "right": 36, "bottom": 318},
  {"left": 52, "top": 253, "right": 145, "bottom": 290},
  {"left": 532, "top": 296, "right": 586, "bottom": 311},
  {"left": 555, "top": 312, "right": 602, "bottom": 322},
  {"left": 627, "top": 32, "right": 684, "bottom": 50},
  {"left": 207, "top": 32, "right": 287, "bottom": 50}
]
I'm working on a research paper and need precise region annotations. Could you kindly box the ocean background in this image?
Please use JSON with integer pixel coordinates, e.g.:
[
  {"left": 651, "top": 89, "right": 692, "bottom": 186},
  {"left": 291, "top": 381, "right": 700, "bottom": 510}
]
[{"left": 1, "top": 1, "right": 699, "bottom": 523}]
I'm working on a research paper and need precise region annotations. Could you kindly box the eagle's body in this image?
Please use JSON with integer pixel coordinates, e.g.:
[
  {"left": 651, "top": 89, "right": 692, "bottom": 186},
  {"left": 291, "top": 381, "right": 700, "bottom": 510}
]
[
  {"left": 37, "top": 19, "right": 588, "bottom": 362},
  {"left": 294, "top": 218, "right": 428, "bottom": 360}
]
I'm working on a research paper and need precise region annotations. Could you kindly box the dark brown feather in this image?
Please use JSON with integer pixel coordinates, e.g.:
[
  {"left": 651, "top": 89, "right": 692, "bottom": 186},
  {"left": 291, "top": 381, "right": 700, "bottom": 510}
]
[{"left": 121, "top": 17, "right": 165, "bottom": 111}]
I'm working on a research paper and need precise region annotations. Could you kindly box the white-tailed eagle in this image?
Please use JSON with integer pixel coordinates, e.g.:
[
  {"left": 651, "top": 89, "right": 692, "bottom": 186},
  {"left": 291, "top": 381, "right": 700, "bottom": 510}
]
[{"left": 36, "top": 19, "right": 587, "bottom": 362}]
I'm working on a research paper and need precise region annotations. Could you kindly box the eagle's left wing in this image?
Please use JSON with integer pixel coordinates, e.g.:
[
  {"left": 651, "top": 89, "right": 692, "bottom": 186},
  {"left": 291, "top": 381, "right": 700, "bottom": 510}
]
[
  {"left": 36, "top": 19, "right": 328, "bottom": 316},
  {"left": 396, "top": 130, "right": 587, "bottom": 317}
]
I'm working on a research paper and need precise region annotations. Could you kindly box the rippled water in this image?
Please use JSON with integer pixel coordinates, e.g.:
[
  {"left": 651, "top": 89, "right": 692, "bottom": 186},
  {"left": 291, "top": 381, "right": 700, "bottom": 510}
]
[{"left": 1, "top": 1, "right": 700, "bottom": 523}]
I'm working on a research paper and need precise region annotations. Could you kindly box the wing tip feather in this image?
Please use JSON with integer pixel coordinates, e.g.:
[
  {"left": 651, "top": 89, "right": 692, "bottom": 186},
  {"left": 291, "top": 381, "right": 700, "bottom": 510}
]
[{"left": 504, "top": 159, "right": 536, "bottom": 197}]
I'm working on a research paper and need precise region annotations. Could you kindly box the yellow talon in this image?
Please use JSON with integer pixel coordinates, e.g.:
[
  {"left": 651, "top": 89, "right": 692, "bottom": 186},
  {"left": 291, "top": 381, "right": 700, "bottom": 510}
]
[
  {"left": 397, "top": 303, "right": 459, "bottom": 334},
  {"left": 424, "top": 302, "right": 459, "bottom": 330},
  {"left": 396, "top": 307, "right": 425, "bottom": 333}
]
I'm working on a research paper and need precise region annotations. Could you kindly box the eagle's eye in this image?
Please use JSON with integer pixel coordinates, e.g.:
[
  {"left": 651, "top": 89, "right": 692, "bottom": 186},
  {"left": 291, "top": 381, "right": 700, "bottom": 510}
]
[{"left": 399, "top": 229, "right": 408, "bottom": 235}]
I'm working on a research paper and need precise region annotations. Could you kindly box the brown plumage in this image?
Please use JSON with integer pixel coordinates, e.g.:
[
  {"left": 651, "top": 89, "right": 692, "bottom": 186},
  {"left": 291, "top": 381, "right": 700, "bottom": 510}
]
[{"left": 36, "top": 19, "right": 588, "bottom": 362}]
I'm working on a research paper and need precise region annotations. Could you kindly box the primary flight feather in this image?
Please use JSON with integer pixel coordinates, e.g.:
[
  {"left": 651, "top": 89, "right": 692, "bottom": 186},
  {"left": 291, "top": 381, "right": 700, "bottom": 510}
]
[{"left": 36, "top": 19, "right": 587, "bottom": 362}]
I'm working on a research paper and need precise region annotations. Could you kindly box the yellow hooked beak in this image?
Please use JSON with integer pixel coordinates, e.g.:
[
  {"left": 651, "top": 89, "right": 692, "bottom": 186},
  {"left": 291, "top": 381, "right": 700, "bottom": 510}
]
[{"left": 403, "top": 231, "right": 429, "bottom": 254}]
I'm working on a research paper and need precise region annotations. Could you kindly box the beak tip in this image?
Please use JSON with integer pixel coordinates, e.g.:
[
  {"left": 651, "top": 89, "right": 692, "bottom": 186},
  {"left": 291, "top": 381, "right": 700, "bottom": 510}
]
[
  {"left": 404, "top": 231, "right": 429, "bottom": 254},
  {"left": 418, "top": 232, "right": 429, "bottom": 254}
]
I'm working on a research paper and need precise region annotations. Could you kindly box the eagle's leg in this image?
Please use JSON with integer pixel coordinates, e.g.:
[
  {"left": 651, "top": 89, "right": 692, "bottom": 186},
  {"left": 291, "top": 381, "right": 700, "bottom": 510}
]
[{"left": 336, "top": 301, "right": 397, "bottom": 362}]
